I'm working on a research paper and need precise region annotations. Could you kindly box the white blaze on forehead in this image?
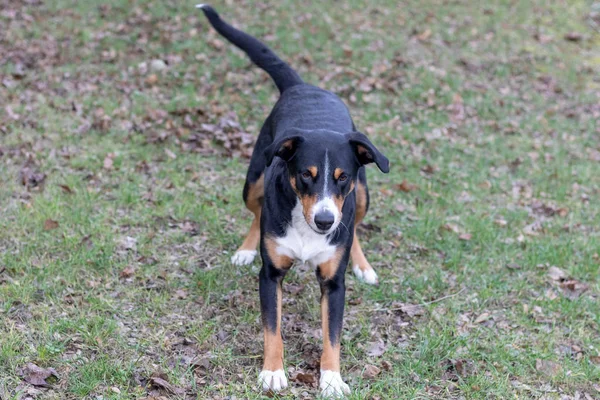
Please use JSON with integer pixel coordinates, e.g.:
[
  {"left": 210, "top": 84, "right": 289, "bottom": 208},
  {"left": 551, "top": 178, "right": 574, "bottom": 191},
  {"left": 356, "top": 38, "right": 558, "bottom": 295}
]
[
  {"left": 310, "top": 149, "right": 341, "bottom": 231},
  {"left": 323, "top": 150, "right": 330, "bottom": 195}
]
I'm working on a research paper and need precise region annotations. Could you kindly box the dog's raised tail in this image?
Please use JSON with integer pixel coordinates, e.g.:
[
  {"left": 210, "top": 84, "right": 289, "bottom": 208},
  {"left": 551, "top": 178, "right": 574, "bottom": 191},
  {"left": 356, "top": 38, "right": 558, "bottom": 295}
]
[{"left": 197, "top": 4, "right": 304, "bottom": 93}]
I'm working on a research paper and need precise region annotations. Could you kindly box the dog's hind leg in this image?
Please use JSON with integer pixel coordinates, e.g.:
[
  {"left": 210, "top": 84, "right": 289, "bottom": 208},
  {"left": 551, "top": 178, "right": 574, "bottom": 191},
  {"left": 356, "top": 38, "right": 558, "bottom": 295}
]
[
  {"left": 231, "top": 125, "right": 271, "bottom": 266},
  {"left": 350, "top": 169, "right": 378, "bottom": 284}
]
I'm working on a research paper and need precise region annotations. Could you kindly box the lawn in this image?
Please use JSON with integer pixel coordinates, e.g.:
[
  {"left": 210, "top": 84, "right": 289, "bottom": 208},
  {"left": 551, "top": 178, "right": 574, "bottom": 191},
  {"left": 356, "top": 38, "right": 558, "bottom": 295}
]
[{"left": 1, "top": 0, "right": 599, "bottom": 399}]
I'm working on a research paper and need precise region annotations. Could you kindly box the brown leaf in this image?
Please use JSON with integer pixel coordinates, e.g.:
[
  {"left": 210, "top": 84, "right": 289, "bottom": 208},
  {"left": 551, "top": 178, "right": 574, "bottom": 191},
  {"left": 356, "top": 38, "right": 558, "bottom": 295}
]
[
  {"left": 120, "top": 266, "right": 135, "bottom": 278},
  {"left": 400, "top": 303, "right": 425, "bottom": 317},
  {"left": 417, "top": 29, "right": 432, "bottom": 41},
  {"left": 19, "top": 167, "right": 46, "bottom": 189},
  {"left": 103, "top": 155, "right": 114, "bottom": 170},
  {"left": 396, "top": 180, "right": 418, "bottom": 192},
  {"left": 363, "top": 364, "right": 381, "bottom": 379},
  {"left": 294, "top": 371, "right": 317, "bottom": 384},
  {"left": 590, "top": 356, "right": 600, "bottom": 365},
  {"left": 175, "top": 289, "right": 188, "bottom": 299},
  {"left": 366, "top": 340, "right": 387, "bottom": 357},
  {"left": 145, "top": 74, "right": 158, "bottom": 85},
  {"left": 43, "top": 219, "right": 59, "bottom": 231},
  {"left": 20, "top": 363, "right": 58, "bottom": 387},
  {"left": 474, "top": 312, "right": 491, "bottom": 324},
  {"left": 535, "top": 359, "right": 562, "bottom": 377},
  {"left": 149, "top": 375, "right": 185, "bottom": 395},
  {"left": 548, "top": 266, "right": 567, "bottom": 281},
  {"left": 559, "top": 279, "right": 589, "bottom": 299},
  {"left": 58, "top": 184, "right": 73, "bottom": 194},
  {"left": 459, "top": 233, "right": 472, "bottom": 241},
  {"left": 564, "top": 32, "right": 583, "bottom": 42}
]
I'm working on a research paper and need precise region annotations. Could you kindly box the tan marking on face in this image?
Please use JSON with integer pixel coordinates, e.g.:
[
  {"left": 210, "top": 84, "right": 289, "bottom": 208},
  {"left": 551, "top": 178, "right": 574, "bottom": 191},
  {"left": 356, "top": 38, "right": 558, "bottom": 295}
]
[
  {"left": 264, "top": 236, "right": 294, "bottom": 269},
  {"left": 263, "top": 284, "right": 284, "bottom": 371},
  {"left": 333, "top": 168, "right": 344, "bottom": 180},
  {"left": 300, "top": 194, "right": 319, "bottom": 224},
  {"left": 354, "top": 181, "right": 367, "bottom": 225},
  {"left": 318, "top": 247, "right": 345, "bottom": 281},
  {"left": 320, "top": 294, "right": 341, "bottom": 372},
  {"left": 330, "top": 180, "right": 355, "bottom": 218},
  {"left": 308, "top": 166, "right": 318, "bottom": 178},
  {"left": 289, "top": 176, "right": 319, "bottom": 225},
  {"left": 237, "top": 174, "right": 264, "bottom": 253},
  {"left": 333, "top": 195, "right": 344, "bottom": 216}
]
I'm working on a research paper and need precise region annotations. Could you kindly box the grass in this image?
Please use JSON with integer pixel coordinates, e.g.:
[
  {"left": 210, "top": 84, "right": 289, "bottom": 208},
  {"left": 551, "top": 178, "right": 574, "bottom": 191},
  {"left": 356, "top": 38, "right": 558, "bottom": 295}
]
[{"left": 1, "top": 0, "right": 599, "bottom": 398}]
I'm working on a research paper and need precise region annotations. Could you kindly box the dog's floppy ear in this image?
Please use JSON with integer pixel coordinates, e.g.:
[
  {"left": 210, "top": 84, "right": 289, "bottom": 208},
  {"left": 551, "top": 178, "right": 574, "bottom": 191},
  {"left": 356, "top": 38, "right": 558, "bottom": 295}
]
[
  {"left": 264, "top": 135, "right": 305, "bottom": 166},
  {"left": 347, "top": 132, "right": 390, "bottom": 173}
]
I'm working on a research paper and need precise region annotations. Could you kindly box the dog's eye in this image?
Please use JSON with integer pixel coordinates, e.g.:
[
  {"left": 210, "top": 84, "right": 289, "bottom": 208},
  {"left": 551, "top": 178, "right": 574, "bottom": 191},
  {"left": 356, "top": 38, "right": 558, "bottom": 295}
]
[
  {"left": 338, "top": 174, "right": 348, "bottom": 182},
  {"left": 301, "top": 171, "right": 312, "bottom": 180}
]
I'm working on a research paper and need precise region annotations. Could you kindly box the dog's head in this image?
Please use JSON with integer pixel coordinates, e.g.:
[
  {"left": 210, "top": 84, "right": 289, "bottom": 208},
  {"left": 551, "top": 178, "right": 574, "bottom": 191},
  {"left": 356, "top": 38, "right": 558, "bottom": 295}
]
[{"left": 265, "top": 129, "right": 389, "bottom": 234}]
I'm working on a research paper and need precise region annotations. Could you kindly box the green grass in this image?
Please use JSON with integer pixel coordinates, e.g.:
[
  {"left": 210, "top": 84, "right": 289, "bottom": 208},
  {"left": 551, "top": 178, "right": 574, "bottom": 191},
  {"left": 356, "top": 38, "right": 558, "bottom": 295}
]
[{"left": 1, "top": 0, "right": 599, "bottom": 398}]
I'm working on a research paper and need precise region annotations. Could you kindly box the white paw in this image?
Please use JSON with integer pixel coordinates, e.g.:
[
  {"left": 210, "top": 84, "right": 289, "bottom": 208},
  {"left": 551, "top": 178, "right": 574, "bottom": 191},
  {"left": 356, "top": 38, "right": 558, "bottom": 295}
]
[
  {"left": 320, "top": 370, "right": 350, "bottom": 398},
  {"left": 352, "top": 264, "right": 378, "bottom": 285},
  {"left": 258, "top": 369, "right": 288, "bottom": 392},
  {"left": 231, "top": 250, "right": 257, "bottom": 266}
]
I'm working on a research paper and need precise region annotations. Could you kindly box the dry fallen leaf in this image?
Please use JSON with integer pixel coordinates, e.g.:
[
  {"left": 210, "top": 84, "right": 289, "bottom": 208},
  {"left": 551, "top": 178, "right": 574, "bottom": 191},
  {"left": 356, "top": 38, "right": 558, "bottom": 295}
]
[
  {"left": 474, "top": 312, "right": 491, "bottom": 324},
  {"left": 20, "top": 363, "right": 58, "bottom": 387},
  {"left": 535, "top": 359, "right": 562, "bottom": 377},
  {"left": 459, "top": 233, "right": 472, "bottom": 241},
  {"left": 559, "top": 279, "right": 589, "bottom": 299},
  {"left": 58, "top": 184, "right": 73, "bottom": 194},
  {"left": 548, "top": 266, "right": 567, "bottom": 281},
  {"left": 103, "top": 155, "right": 114, "bottom": 170},
  {"left": 363, "top": 364, "right": 381, "bottom": 379},
  {"left": 294, "top": 371, "right": 317, "bottom": 384},
  {"left": 400, "top": 303, "right": 425, "bottom": 317},
  {"left": 149, "top": 374, "right": 185, "bottom": 395},
  {"left": 120, "top": 266, "right": 135, "bottom": 278},
  {"left": 366, "top": 340, "right": 387, "bottom": 357},
  {"left": 564, "top": 32, "right": 583, "bottom": 42},
  {"left": 44, "top": 219, "right": 59, "bottom": 231},
  {"left": 396, "top": 180, "right": 418, "bottom": 192}
]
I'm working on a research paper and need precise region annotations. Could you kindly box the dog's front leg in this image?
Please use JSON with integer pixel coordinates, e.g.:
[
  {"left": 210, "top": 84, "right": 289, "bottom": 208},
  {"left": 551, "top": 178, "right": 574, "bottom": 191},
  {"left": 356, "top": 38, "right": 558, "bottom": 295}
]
[
  {"left": 258, "top": 241, "right": 292, "bottom": 392},
  {"left": 317, "top": 251, "right": 351, "bottom": 398}
]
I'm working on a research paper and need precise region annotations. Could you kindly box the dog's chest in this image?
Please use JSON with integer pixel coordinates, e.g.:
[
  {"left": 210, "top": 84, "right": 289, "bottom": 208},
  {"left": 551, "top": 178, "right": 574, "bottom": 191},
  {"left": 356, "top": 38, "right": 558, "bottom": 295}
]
[{"left": 274, "top": 202, "right": 337, "bottom": 266}]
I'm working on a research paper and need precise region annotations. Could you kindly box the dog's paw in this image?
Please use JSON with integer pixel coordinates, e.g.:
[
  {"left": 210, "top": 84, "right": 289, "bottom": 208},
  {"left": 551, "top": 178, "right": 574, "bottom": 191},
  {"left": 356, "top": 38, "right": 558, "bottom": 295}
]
[
  {"left": 258, "top": 369, "right": 288, "bottom": 392},
  {"left": 352, "top": 264, "right": 378, "bottom": 285},
  {"left": 319, "top": 370, "right": 350, "bottom": 398},
  {"left": 231, "top": 250, "right": 257, "bottom": 266}
]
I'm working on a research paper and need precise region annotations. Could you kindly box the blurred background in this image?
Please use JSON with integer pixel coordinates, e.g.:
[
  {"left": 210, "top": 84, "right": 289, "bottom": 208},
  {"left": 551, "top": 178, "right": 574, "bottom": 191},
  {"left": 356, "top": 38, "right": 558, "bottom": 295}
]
[{"left": 1, "top": 0, "right": 599, "bottom": 399}]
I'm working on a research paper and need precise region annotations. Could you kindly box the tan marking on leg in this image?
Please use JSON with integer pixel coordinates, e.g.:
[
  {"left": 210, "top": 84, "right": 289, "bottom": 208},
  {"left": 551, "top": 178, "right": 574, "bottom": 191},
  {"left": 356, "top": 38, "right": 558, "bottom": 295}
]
[
  {"left": 237, "top": 174, "right": 264, "bottom": 252},
  {"left": 352, "top": 181, "right": 376, "bottom": 279},
  {"left": 351, "top": 227, "right": 371, "bottom": 272},
  {"left": 308, "top": 166, "right": 318, "bottom": 178},
  {"left": 263, "top": 284, "right": 284, "bottom": 371},
  {"left": 320, "top": 294, "right": 340, "bottom": 372},
  {"left": 264, "top": 236, "right": 294, "bottom": 270},
  {"left": 318, "top": 247, "right": 344, "bottom": 281}
]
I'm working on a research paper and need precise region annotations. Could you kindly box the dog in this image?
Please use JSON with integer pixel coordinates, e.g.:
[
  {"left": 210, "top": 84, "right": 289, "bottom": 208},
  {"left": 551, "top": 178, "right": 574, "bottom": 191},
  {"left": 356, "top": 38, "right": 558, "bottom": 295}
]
[{"left": 198, "top": 5, "right": 390, "bottom": 397}]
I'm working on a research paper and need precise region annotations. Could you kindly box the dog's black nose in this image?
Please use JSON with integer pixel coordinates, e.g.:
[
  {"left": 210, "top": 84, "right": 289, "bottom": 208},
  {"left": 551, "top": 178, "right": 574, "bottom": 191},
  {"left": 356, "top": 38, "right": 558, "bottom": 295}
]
[{"left": 314, "top": 211, "right": 335, "bottom": 231}]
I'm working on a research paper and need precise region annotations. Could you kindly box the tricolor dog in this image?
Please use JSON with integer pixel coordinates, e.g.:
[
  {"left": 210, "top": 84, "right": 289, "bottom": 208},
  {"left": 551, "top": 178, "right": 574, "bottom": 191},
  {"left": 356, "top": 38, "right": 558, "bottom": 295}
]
[{"left": 198, "top": 5, "right": 389, "bottom": 397}]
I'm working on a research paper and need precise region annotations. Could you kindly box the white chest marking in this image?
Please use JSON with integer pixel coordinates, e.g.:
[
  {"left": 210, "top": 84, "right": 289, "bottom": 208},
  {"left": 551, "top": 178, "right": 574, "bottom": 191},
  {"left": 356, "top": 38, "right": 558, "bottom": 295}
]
[{"left": 274, "top": 201, "right": 337, "bottom": 266}]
